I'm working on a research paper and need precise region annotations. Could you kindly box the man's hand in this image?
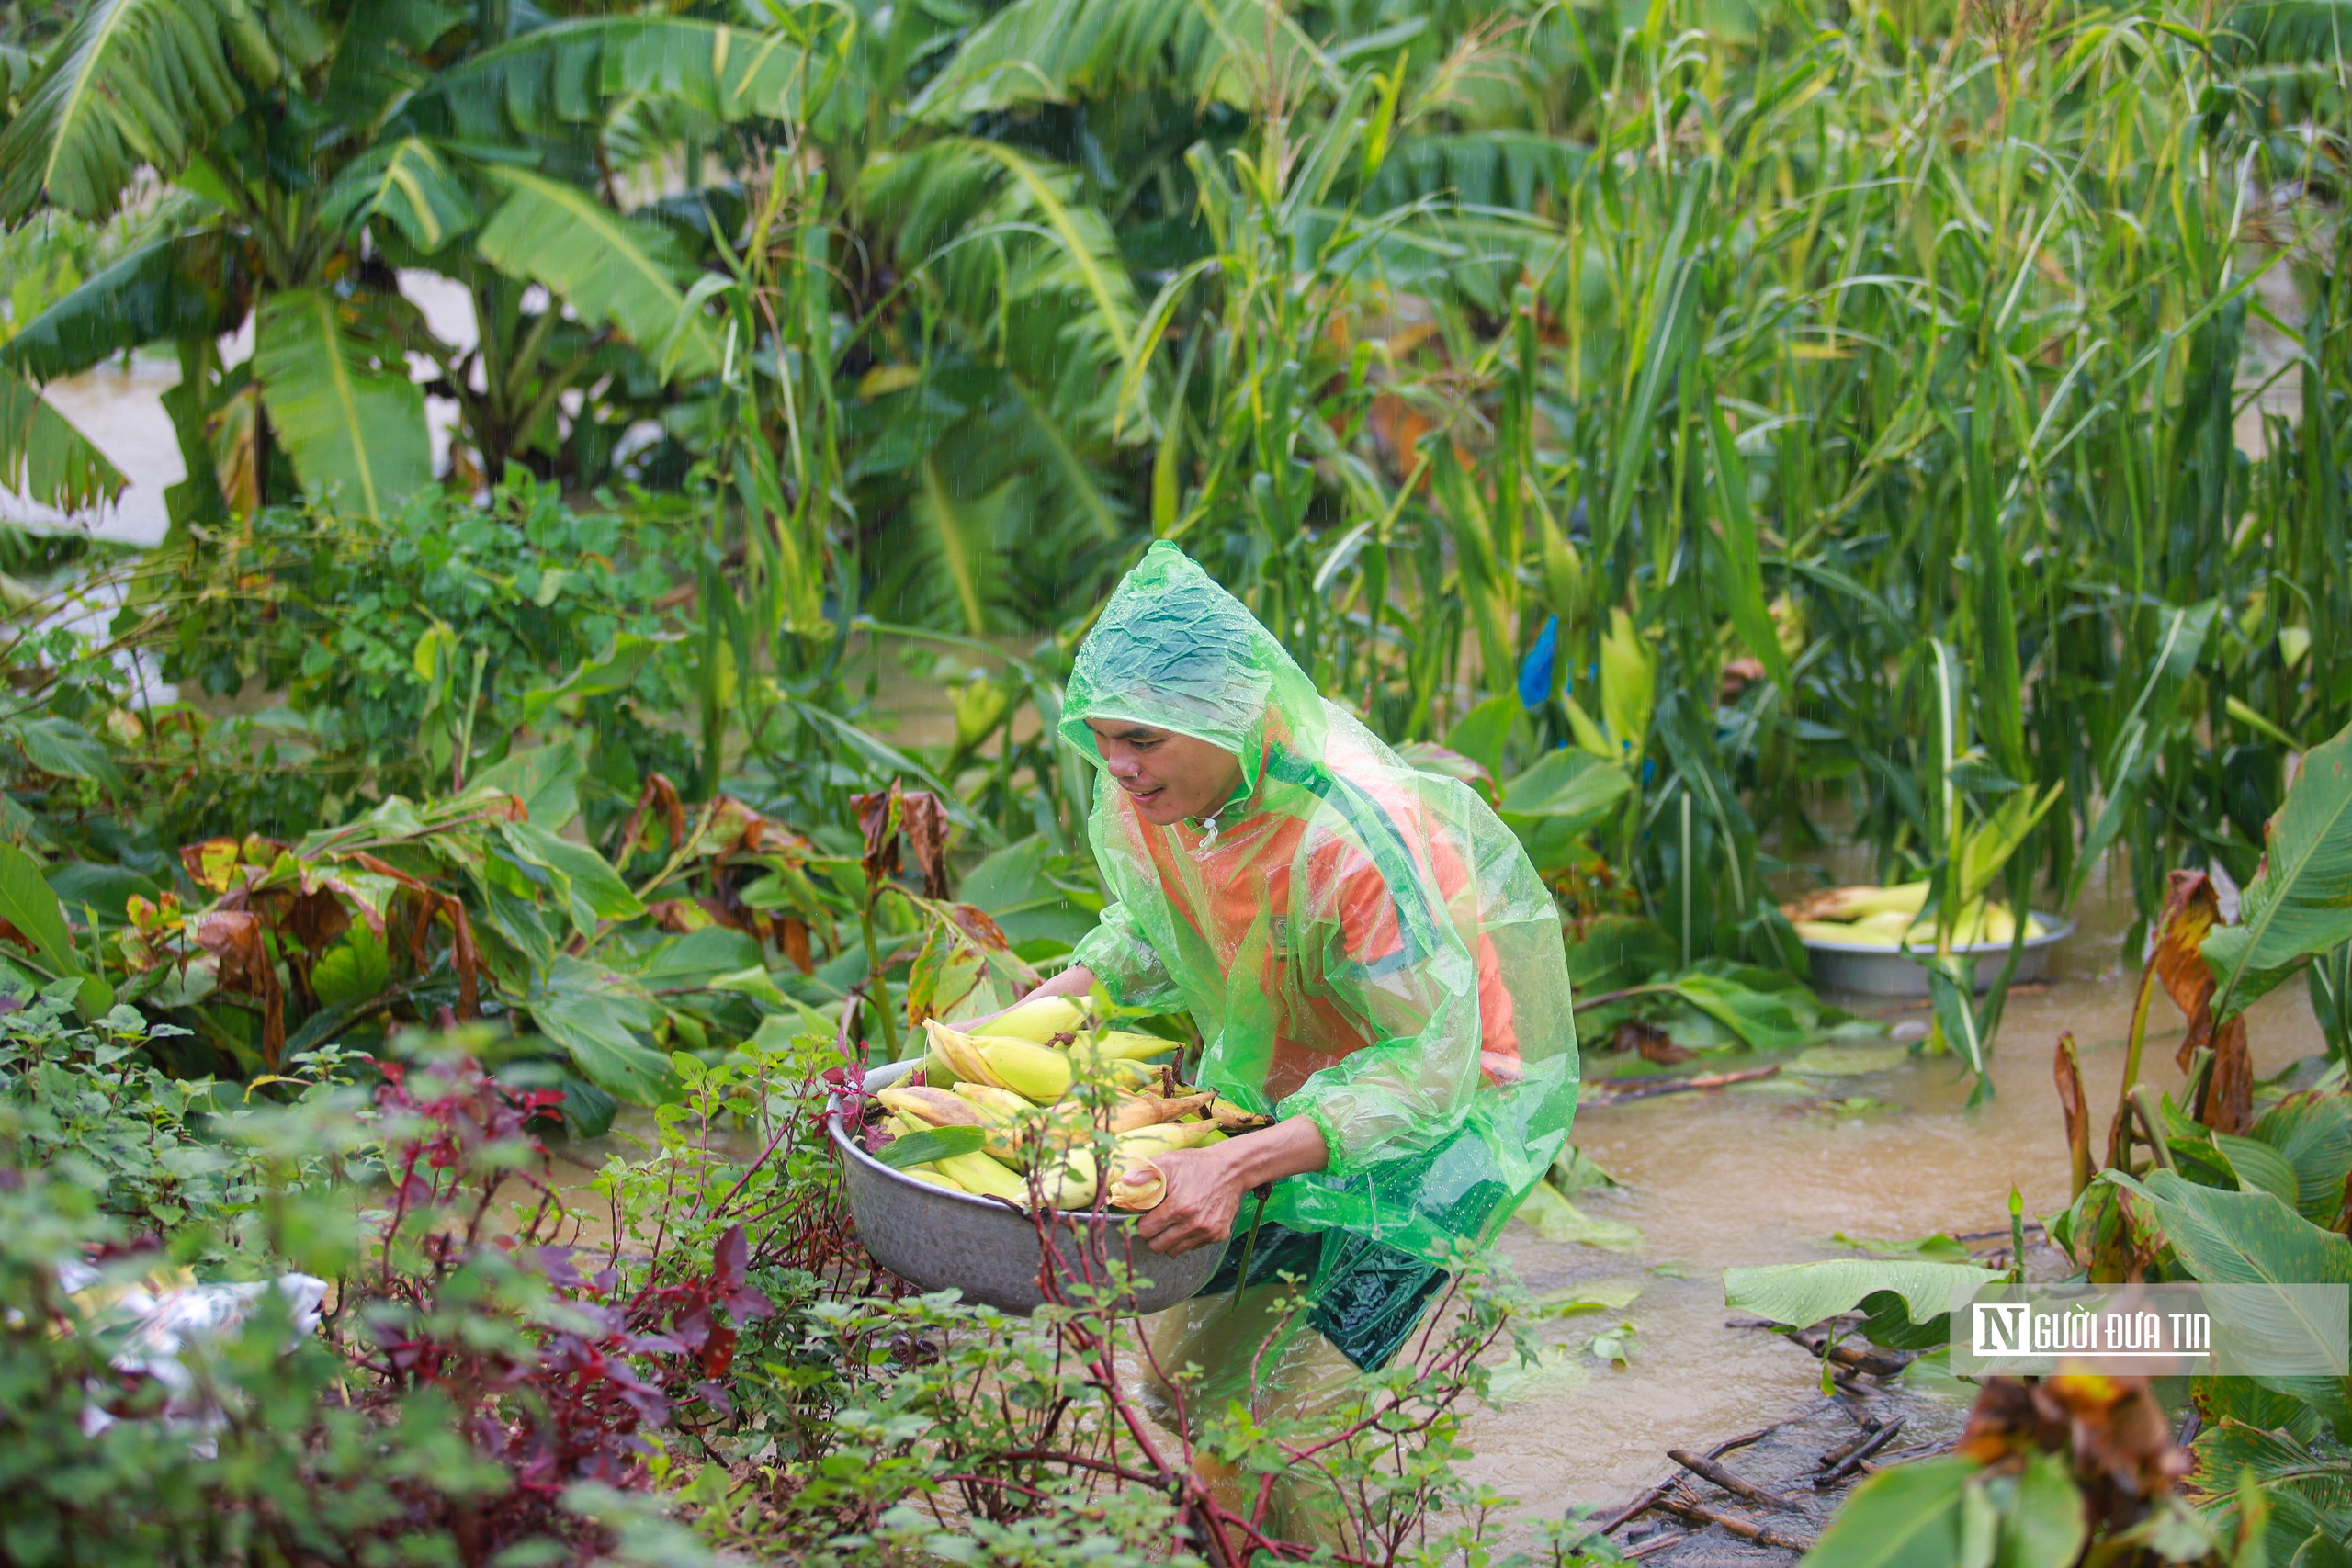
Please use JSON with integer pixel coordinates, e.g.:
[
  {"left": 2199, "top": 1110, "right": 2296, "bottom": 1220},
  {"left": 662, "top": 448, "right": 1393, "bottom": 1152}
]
[
  {"left": 1134, "top": 1113, "right": 1329, "bottom": 1256},
  {"left": 1135, "top": 1145, "right": 1250, "bottom": 1256}
]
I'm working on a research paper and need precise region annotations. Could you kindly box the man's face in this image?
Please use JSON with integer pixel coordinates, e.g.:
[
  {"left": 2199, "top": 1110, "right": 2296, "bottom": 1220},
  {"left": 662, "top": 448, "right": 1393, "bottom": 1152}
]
[{"left": 1083, "top": 719, "right": 1244, "bottom": 827}]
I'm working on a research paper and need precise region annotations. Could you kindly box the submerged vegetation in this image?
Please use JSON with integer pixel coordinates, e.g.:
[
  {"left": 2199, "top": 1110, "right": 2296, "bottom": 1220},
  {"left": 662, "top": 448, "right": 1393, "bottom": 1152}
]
[{"left": 1, "top": 0, "right": 2351, "bottom": 1555}]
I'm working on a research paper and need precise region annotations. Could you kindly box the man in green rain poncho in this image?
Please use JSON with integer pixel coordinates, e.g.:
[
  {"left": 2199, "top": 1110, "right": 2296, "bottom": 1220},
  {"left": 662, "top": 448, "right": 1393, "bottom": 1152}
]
[{"left": 997, "top": 543, "right": 1580, "bottom": 1539}]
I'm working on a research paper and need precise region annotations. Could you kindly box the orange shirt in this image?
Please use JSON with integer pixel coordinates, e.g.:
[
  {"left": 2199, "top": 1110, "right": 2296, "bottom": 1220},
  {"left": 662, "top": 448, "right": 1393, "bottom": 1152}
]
[{"left": 1122, "top": 739, "right": 1521, "bottom": 1106}]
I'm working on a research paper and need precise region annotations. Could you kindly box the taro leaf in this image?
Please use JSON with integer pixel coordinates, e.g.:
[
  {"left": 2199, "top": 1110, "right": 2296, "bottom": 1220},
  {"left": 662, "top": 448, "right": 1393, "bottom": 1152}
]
[
  {"left": 1487, "top": 1340, "right": 1589, "bottom": 1405},
  {"left": 1444, "top": 694, "right": 1521, "bottom": 784},
  {"left": 0, "top": 841, "right": 101, "bottom": 1006},
  {"left": 2211, "top": 1132, "right": 2304, "bottom": 1208},
  {"left": 1527, "top": 1275, "right": 1643, "bottom": 1317},
  {"left": 1795, "top": 1043, "right": 1912, "bottom": 1077},
  {"left": 2245, "top": 1094, "right": 2352, "bottom": 1225},
  {"left": 1551, "top": 1145, "right": 1619, "bottom": 1192},
  {"left": 708, "top": 967, "right": 788, "bottom": 1007},
  {"left": 43, "top": 861, "right": 158, "bottom": 921},
  {"left": 525, "top": 955, "right": 678, "bottom": 1103},
  {"left": 876, "top": 1125, "right": 985, "bottom": 1169},
  {"left": 1512, "top": 1179, "right": 1643, "bottom": 1251},
  {"left": 311, "top": 922, "right": 390, "bottom": 1010},
  {"left": 1860, "top": 1289, "right": 1960, "bottom": 1350},
  {"left": 1660, "top": 971, "right": 1809, "bottom": 1052},
  {"left": 10, "top": 715, "right": 120, "bottom": 792},
  {"left": 627, "top": 928, "right": 763, "bottom": 988},
  {"left": 2191, "top": 1421, "right": 2352, "bottom": 1530},
  {"left": 1566, "top": 914, "right": 1676, "bottom": 993},
  {"left": 956, "top": 834, "right": 1091, "bottom": 946},
  {"left": 2206, "top": 719, "right": 2352, "bottom": 1023},
  {"left": 1723, "top": 1258, "right": 1999, "bottom": 1332},
  {"left": 1834, "top": 1232, "right": 1973, "bottom": 1263},
  {"left": 2103, "top": 1169, "right": 2352, "bottom": 1289},
  {"left": 555, "top": 1070, "right": 618, "bottom": 1139},
  {"left": 1795, "top": 1455, "right": 1985, "bottom": 1568},
  {"left": 498, "top": 819, "right": 644, "bottom": 938},
  {"left": 470, "top": 744, "right": 585, "bottom": 829},
  {"left": 1498, "top": 749, "right": 1634, "bottom": 828}
]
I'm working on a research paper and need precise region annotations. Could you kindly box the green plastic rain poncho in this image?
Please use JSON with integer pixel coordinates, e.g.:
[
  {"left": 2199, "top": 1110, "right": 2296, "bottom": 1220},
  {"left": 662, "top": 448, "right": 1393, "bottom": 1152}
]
[{"left": 1062, "top": 543, "right": 1580, "bottom": 1373}]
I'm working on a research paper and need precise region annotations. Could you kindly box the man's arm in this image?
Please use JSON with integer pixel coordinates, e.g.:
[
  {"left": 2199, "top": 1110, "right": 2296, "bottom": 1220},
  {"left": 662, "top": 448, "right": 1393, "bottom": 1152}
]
[{"left": 1134, "top": 1114, "right": 1327, "bottom": 1256}]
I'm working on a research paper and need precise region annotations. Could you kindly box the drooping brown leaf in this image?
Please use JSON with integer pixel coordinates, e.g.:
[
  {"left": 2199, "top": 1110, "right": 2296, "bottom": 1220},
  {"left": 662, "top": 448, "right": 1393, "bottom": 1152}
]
[
  {"left": 194, "top": 909, "right": 285, "bottom": 1069},
  {"left": 2142, "top": 869, "right": 2253, "bottom": 1134},
  {"left": 852, "top": 784, "right": 901, "bottom": 890},
  {"left": 2053, "top": 1032, "right": 2095, "bottom": 1197},
  {"left": 284, "top": 886, "right": 351, "bottom": 955},
  {"left": 899, "top": 790, "right": 953, "bottom": 899},
  {"left": 645, "top": 898, "right": 718, "bottom": 933},
  {"left": 944, "top": 901, "right": 1012, "bottom": 953},
  {"left": 703, "top": 795, "right": 808, "bottom": 866},
  {"left": 2197, "top": 1017, "right": 2253, "bottom": 1137},
  {"left": 2151, "top": 869, "right": 2224, "bottom": 1073},
  {"left": 779, "top": 917, "right": 814, "bottom": 976},
  {"left": 609, "top": 773, "right": 689, "bottom": 863},
  {"left": 439, "top": 894, "right": 480, "bottom": 1020},
  {"left": 647, "top": 895, "right": 752, "bottom": 934},
  {"left": 1612, "top": 1017, "right": 1692, "bottom": 1063}
]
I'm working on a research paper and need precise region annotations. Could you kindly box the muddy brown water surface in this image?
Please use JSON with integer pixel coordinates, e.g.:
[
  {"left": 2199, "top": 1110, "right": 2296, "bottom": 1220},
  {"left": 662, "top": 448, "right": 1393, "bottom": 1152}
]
[{"left": 1465, "top": 876, "right": 2326, "bottom": 1549}]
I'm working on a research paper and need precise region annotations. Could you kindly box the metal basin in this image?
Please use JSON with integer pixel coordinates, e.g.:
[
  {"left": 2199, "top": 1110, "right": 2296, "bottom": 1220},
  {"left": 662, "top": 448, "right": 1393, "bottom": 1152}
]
[
  {"left": 827, "top": 1058, "right": 1227, "bottom": 1316},
  {"left": 1799, "top": 913, "right": 2074, "bottom": 998}
]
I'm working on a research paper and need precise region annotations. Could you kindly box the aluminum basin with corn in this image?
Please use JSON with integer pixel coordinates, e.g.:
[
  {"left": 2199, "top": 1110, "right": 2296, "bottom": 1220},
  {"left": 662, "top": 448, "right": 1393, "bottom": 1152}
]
[{"left": 827, "top": 1057, "right": 1227, "bottom": 1316}]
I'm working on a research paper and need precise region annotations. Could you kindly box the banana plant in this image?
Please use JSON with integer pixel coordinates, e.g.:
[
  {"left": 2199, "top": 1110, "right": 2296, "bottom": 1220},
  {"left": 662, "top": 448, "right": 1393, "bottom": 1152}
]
[{"left": 0, "top": 0, "right": 814, "bottom": 524}]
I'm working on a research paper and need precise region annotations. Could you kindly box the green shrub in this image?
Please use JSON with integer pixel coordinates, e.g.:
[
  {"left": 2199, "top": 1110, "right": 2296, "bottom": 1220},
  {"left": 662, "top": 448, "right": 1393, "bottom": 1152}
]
[{"left": 141, "top": 477, "right": 699, "bottom": 842}]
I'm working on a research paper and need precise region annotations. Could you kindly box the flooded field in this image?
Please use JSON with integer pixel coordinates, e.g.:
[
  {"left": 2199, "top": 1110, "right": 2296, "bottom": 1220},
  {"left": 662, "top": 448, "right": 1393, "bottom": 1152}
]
[{"left": 1468, "top": 876, "right": 2323, "bottom": 1525}]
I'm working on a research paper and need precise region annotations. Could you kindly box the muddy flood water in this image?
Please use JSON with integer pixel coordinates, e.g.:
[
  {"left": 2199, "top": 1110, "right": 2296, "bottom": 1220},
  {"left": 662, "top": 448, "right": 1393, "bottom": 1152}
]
[{"left": 1470, "top": 873, "right": 2326, "bottom": 1538}]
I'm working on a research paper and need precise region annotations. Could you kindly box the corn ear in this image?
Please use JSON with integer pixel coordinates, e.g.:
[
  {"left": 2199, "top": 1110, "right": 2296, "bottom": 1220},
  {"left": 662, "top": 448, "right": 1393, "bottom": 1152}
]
[
  {"left": 1116, "top": 1122, "right": 1227, "bottom": 1157},
  {"left": 876, "top": 1086, "right": 985, "bottom": 1128},
  {"left": 1780, "top": 881, "right": 1931, "bottom": 924},
  {"left": 1206, "top": 1096, "right": 1274, "bottom": 1132},
  {"left": 1793, "top": 919, "right": 1902, "bottom": 946},
  {"left": 1080, "top": 1029, "right": 1182, "bottom": 1061},
  {"left": 1030, "top": 1148, "right": 1100, "bottom": 1211},
  {"left": 949, "top": 1082, "right": 1030, "bottom": 1123},
  {"left": 1093, "top": 1089, "right": 1212, "bottom": 1132},
  {"left": 974, "top": 1037, "right": 1074, "bottom": 1102},
  {"left": 972, "top": 995, "right": 1090, "bottom": 1043},
  {"left": 922, "top": 1019, "right": 996, "bottom": 1085},
  {"left": 936, "top": 1149, "right": 1029, "bottom": 1202},
  {"left": 1108, "top": 1160, "right": 1166, "bottom": 1211}
]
